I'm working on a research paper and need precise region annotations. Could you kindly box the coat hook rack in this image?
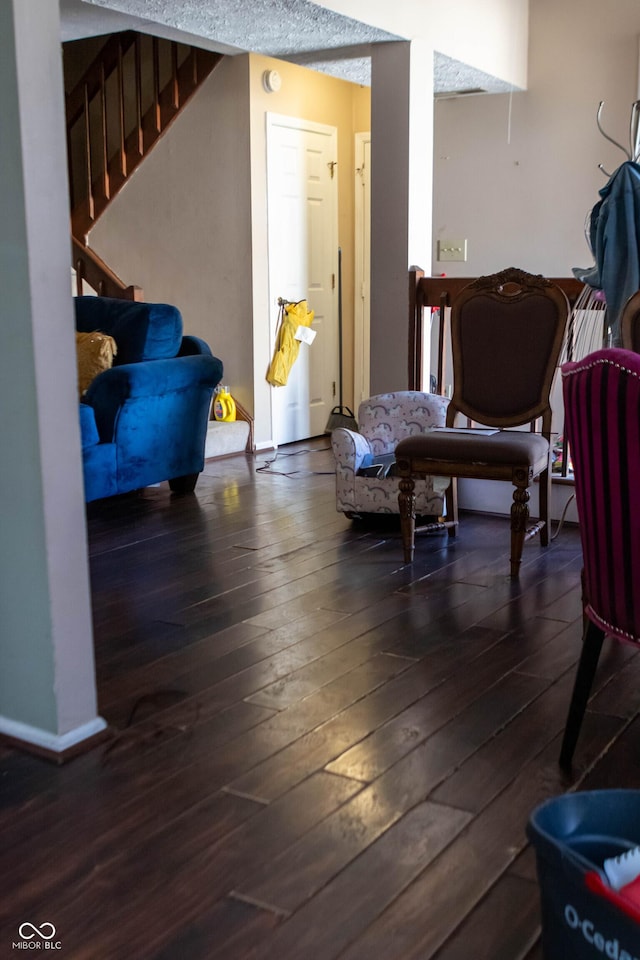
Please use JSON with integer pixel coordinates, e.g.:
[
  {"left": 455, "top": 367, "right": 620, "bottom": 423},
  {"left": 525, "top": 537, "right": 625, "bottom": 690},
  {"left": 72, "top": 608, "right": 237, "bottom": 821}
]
[{"left": 597, "top": 100, "right": 640, "bottom": 176}]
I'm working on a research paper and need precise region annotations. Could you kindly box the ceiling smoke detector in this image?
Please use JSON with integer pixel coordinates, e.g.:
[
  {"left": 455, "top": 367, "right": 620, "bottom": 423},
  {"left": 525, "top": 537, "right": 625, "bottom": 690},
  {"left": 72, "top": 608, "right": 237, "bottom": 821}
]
[{"left": 263, "top": 69, "right": 282, "bottom": 93}]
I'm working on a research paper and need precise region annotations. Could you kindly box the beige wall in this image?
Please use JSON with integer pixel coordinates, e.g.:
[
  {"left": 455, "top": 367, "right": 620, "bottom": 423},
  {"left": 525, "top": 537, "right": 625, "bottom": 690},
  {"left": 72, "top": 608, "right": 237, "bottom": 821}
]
[
  {"left": 89, "top": 52, "right": 369, "bottom": 442},
  {"left": 89, "top": 55, "right": 255, "bottom": 413},
  {"left": 432, "top": 0, "right": 640, "bottom": 279}
]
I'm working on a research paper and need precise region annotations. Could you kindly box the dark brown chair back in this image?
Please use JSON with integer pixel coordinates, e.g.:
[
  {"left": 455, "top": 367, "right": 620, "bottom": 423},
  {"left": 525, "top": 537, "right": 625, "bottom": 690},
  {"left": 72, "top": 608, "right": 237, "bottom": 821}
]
[{"left": 447, "top": 267, "right": 568, "bottom": 430}]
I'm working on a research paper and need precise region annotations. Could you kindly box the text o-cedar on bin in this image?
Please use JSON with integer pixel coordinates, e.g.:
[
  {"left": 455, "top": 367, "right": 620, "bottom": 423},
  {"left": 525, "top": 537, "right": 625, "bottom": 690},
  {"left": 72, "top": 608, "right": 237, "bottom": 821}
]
[{"left": 527, "top": 791, "right": 640, "bottom": 960}]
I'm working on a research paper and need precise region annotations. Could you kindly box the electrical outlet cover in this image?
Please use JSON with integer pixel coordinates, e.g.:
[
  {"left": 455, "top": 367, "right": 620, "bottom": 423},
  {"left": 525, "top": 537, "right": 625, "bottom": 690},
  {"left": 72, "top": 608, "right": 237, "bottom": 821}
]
[{"left": 437, "top": 239, "right": 468, "bottom": 262}]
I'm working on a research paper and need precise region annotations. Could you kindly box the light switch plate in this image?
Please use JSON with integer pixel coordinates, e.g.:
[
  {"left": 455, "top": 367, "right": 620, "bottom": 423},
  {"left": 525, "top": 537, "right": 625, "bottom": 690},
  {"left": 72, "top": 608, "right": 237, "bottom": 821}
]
[{"left": 437, "top": 239, "right": 468, "bottom": 262}]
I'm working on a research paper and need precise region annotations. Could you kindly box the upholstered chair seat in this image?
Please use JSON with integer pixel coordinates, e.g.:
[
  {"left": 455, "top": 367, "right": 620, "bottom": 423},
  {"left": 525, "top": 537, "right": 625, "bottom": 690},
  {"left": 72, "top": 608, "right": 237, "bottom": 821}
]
[{"left": 395, "top": 268, "right": 569, "bottom": 577}]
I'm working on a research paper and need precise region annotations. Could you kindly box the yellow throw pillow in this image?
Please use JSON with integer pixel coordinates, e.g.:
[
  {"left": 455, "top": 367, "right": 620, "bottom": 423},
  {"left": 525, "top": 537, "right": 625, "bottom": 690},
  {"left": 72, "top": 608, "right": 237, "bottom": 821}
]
[{"left": 75, "top": 331, "right": 117, "bottom": 396}]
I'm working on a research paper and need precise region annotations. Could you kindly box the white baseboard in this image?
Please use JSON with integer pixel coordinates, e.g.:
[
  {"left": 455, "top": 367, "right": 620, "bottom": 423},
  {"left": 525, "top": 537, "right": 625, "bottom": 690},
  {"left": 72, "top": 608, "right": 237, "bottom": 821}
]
[
  {"left": 458, "top": 478, "right": 578, "bottom": 524},
  {"left": 0, "top": 715, "right": 108, "bottom": 754}
]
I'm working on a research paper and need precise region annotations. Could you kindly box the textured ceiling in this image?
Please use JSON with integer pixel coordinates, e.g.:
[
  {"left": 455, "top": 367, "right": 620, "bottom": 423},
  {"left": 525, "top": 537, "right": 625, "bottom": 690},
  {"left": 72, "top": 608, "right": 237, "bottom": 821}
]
[
  {"left": 72, "top": 0, "right": 400, "bottom": 54},
  {"left": 433, "top": 52, "right": 514, "bottom": 97},
  {"left": 60, "top": 0, "right": 518, "bottom": 94},
  {"left": 285, "top": 48, "right": 516, "bottom": 94}
]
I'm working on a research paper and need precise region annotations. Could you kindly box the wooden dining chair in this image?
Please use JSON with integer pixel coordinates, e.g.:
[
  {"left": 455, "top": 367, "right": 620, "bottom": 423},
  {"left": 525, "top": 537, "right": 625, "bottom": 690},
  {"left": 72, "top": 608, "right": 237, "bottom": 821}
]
[
  {"left": 395, "top": 267, "right": 569, "bottom": 577},
  {"left": 559, "top": 347, "right": 640, "bottom": 767}
]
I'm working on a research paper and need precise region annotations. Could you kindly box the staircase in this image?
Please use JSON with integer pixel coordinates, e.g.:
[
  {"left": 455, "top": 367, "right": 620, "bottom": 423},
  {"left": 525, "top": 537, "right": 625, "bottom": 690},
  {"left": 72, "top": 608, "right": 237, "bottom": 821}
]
[
  {"left": 65, "top": 34, "right": 253, "bottom": 456},
  {"left": 66, "top": 31, "right": 253, "bottom": 459},
  {"left": 66, "top": 31, "right": 222, "bottom": 296}
]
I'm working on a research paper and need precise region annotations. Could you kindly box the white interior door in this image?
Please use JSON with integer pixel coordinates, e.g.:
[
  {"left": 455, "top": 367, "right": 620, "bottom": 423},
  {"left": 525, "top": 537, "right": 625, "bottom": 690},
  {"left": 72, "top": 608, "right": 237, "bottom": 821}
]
[
  {"left": 267, "top": 114, "right": 338, "bottom": 445},
  {"left": 354, "top": 132, "right": 371, "bottom": 406}
]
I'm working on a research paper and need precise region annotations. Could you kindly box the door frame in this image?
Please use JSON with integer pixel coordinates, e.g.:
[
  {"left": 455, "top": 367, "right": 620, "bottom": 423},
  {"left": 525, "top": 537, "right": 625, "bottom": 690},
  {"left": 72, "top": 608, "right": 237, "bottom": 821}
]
[
  {"left": 266, "top": 112, "right": 339, "bottom": 445},
  {"left": 354, "top": 131, "right": 371, "bottom": 407}
]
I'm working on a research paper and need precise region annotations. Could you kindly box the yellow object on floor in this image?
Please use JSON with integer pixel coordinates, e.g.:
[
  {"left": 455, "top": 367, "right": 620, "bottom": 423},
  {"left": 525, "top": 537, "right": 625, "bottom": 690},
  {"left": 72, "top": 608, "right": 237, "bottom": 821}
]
[{"left": 213, "top": 386, "right": 236, "bottom": 421}]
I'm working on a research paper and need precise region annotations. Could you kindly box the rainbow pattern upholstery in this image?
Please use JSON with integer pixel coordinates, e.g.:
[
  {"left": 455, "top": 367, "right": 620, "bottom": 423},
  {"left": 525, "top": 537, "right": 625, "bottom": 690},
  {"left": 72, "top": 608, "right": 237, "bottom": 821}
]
[{"left": 331, "top": 392, "right": 450, "bottom": 517}]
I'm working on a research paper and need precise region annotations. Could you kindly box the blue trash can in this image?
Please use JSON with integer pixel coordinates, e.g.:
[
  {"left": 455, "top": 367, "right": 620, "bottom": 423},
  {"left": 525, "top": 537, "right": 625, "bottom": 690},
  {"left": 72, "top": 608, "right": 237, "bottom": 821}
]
[{"left": 527, "top": 790, "right": 640, "bottom": 960}]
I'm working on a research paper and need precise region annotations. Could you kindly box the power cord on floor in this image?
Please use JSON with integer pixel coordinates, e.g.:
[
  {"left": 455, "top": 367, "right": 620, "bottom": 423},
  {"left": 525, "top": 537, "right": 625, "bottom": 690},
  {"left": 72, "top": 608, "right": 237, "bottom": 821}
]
[
  {"left": 256, "top": 445, "right": 333, "bottom": 477},
  {"left": 551, "top": 492, "right": 576, "bottom": 541}
]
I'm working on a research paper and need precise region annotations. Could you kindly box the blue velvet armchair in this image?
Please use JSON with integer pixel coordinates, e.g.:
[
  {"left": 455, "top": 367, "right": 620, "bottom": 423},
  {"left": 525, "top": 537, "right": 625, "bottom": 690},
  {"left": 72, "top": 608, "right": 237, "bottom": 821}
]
[{"left": 75, "top": 296, "right": 223, "bottom": 502}]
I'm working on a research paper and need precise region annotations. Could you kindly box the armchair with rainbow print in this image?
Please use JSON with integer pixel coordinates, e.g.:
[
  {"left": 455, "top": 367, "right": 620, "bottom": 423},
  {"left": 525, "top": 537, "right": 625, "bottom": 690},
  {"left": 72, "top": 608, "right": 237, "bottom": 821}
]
[{"left": 331, "top": 392, "right": 450, "bottom": 519}]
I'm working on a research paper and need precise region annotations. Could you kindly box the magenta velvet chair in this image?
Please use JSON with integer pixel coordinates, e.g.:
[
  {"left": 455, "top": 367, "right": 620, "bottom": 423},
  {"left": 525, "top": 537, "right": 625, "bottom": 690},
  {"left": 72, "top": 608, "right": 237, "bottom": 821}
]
[{"left": 559, "top": 347, "right": 640, "bottom": 767}]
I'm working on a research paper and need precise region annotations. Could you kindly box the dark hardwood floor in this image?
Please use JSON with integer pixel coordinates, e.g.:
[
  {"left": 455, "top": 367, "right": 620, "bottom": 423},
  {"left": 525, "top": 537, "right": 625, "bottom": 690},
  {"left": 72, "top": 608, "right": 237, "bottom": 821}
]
[{"left": 2, "top": 439, "right": 639, "bottom": 959}]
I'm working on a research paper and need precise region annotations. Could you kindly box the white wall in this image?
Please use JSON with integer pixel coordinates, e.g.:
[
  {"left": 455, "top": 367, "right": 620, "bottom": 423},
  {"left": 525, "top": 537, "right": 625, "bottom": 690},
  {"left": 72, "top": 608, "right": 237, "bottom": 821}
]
[
  {"left": 432, "top": 0, "right": 640, "bottom": 279},
  {"left": 369, "top": 40, "right": 434, "bottom": 395},
  {"left": 431, "top": 0, "right": 640, "bottom": 521},
  {"left": 315, "top": 0, "right": 529, "bottom": 89}
]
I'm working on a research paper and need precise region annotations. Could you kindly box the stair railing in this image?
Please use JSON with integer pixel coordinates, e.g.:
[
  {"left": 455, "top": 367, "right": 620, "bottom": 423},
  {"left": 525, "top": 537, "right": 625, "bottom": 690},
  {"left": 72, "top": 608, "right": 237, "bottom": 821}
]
[
  {"left": 66, "top": 32, "right": 222, "bottom": 240},
  {"left": 72, "top": 236, "right": 143, "bottom": 301}
]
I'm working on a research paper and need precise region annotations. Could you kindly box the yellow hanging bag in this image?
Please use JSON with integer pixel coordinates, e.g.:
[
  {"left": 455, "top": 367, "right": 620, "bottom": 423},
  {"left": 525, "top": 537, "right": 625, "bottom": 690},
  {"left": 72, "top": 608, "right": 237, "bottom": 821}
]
[{"left": 266, "top": 300, "right": 314, "bottom": 387}]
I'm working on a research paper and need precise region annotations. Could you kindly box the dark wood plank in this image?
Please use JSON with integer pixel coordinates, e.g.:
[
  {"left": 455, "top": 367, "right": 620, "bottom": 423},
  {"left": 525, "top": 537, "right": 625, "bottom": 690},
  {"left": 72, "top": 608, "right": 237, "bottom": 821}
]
[
  {"left": 242, "top": 801, "right": 472, "bottom": 960},
  {"left": 1, "top": 771, "right": 362, "bottom": 957},
  {"left": 231, "top": 673, "right": 547, "bottom": 915},
  {"left": 224, "top": 653, "right": 479, "bottom": 802},
  {"left": 3, "top": 441, "right": 635, "bottom": 960},
  {"left": 431, "top": 874, "right": 541, "bottom": 960},
  {"left": 0, "top": 697, "right": 276, "bottom": 842},
  {"left": 0, "top": 787, "right": 263, "bottom": 930},
  {"left": 324, "top": 670, "right": 549, "bottom": 783},
  {"left": 152, "top": 897, "right": 280, "bottom": 960},
  {"left": 431, "top": 658, "right": 632, "bottom": 814},
  {"left": 335, "top": 720, "right": 623, "bottom": 960},
  {"left": 336, "top": 708, "right": 620, "bottom": 960},
  {"left": 577, "top": 714, "right": 640, "bottom": 789}
]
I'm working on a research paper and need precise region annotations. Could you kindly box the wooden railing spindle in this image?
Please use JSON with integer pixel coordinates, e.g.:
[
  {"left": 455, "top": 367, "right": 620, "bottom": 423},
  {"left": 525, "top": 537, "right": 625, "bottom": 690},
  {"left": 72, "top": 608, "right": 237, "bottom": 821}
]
[
  {"left": 100, "top": 62, "right": 110, "bottom": 199},
  {"left": 66, "top": 124, "right": 75, "bottom": 210},
  {"left": 171, "top": 42, "right": 179, "bottom": 109},
  {"left": 135, "top": 35, "right": 143, "bottom": 155},
  {"left": 83, "top": 85, "right": 94, "bottom": 222},
  {"left": 67, "top": 31, "right": 222, "bottom": 287},
  {"left": 152, "top": 37, "right": 161, "bottom": 132},
  {"left": 117, "top": 42, "right": 127, "bottom": 177},
  {"left": 73, "top": 238, "right": 143, "bottom": 300},
  {"left": 75, "top": 258, "right": 84, "bottom": 296}
]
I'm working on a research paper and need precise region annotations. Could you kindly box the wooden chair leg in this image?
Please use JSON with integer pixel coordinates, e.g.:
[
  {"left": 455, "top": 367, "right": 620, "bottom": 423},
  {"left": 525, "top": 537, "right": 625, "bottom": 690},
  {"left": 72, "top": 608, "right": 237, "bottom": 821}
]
[
  {"left": 398, "top": 476, "right": 416, "bottom": 563},
  {"left": 446, "top": 478, "right": 458, "bottom": 538},
  {"left": 510, "top": 483, "right": 530, "bottom": 578},
  {"left": 559, "top": 620, "right": 605, "bottom": 769}
]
